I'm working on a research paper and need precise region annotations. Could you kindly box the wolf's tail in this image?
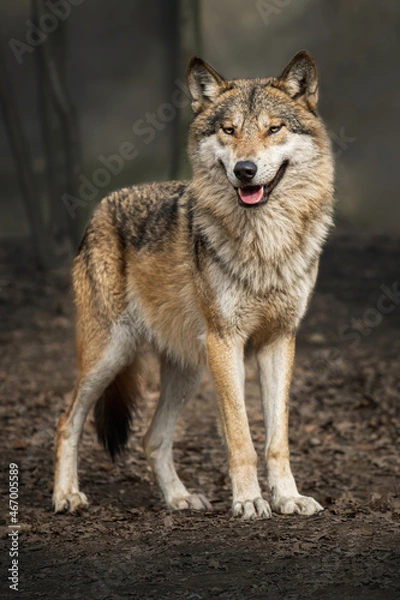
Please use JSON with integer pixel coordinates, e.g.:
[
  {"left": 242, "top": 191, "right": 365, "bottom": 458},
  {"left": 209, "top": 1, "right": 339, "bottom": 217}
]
[{"left": 94, "top": 361, "right": 141, "bottom": 460}]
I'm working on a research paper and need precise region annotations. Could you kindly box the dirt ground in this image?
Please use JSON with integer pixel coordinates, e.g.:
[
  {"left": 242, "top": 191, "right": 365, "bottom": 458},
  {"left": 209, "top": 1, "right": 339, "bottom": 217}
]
[{"left": 1, "top": 231, "right": 400, "bottom": 599}]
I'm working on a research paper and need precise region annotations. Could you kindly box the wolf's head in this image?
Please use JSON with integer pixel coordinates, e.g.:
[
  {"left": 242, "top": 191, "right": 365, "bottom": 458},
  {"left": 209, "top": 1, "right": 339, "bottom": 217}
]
[{"left": 187, "top": 51, "right": 333, "bottom": 210}]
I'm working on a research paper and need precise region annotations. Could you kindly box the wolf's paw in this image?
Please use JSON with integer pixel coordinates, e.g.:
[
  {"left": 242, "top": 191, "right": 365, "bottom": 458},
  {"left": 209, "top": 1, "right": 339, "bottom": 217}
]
[
  {"left": 272, "top": 494, "right": 323, "bottom": 516},
  {"left": 53, "top": 491, "right": 89, "bottom": 514},
  {"left": 232, "top": 497, "right": 272, "bottom": 521},
  {"left": 169, "top": 493, "right": 212, "bottom": 512}
]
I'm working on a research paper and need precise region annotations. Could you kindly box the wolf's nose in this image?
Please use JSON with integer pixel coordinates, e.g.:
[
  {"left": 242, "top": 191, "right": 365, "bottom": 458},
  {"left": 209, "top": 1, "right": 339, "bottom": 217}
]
[{"left": 234, "top": 161, "right": 258, "bottom": 182}]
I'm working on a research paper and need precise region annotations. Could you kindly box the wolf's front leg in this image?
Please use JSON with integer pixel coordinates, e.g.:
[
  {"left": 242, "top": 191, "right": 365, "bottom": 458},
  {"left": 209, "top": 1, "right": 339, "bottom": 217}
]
[
  {"left": 257, "top": 335, "right": 323, "bottom": 516},
  {"left": 207, "top": 332, "right": 271, "bottom": 520}
]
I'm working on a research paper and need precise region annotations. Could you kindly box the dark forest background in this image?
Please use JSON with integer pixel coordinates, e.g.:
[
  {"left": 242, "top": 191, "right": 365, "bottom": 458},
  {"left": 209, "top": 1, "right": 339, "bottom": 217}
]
[
  {"left": 1, "top": 0, "right": 399, "bottom": 268},
  {"left": 1, "top": 5, "right": 400, "bottom": 597}
]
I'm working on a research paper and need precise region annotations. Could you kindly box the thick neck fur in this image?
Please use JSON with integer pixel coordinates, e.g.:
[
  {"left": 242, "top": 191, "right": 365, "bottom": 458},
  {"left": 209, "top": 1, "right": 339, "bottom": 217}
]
[{"left": 188, "top": 155, "right": 334, "bottom": 296}]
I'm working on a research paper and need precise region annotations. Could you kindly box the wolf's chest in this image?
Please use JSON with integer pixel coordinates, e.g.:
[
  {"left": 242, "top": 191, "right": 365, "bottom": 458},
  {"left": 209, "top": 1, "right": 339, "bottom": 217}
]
[{"left": 211, "top": 265, "right": 313, "bottom": 340}]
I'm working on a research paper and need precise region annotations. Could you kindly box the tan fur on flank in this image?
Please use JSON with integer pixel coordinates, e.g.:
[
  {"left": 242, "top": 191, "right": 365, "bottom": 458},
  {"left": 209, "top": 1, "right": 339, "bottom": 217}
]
[{"left": 53, "top": 51, "right": 334, "bottom": 520}]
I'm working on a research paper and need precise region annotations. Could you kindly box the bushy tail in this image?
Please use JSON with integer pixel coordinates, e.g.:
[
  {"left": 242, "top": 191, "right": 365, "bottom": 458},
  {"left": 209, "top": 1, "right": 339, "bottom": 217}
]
[{"left": 94, "top": 362, "right": 141, "bottom": 460}]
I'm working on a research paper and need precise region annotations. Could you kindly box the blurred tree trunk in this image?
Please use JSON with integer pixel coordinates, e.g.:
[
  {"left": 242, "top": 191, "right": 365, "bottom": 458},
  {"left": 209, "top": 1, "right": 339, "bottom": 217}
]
[
  {"left": 168, "top": 0, "right": 202, "bottom": 181},
  {"left": 32, "top": 0, "right": 83, "bottom": 250},
  {"left": 42, "top": 22, "right": 83, "bottom": 248},
  {"left": 161, "top": 0, "right": 179, "bottom": 180},
  {"left": 0, "top": 40, "right": 52, "bottom": 270},
  {"left": 37, "top": 5, "right": 83, "bottom": 248},
  {"left": 32, "top": 0, "right": 66, "bottom": 244}
]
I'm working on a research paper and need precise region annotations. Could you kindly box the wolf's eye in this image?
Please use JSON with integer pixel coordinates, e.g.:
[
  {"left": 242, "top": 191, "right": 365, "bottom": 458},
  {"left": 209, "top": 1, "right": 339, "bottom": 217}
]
[
  {"left": 221, "top": 126, "right": 235, "bottom": 135},
  {"left": 268, "top": 124, "right": 283, "bottom": 135}
]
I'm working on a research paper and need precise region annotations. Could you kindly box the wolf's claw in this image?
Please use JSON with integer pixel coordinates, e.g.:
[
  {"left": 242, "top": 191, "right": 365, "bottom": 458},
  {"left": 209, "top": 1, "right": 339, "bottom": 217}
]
[
  {"left": 53, "top": 491, "right": 89, "bottom": 514},
  {"left": 272, "top": 494, "right": 323, "bottom": 516},
  {"left": 168, "top": 493, "right": 212, "bottom": 511},
  {"left": 232, "top": 497, "right": 272, "bottom": 520}
]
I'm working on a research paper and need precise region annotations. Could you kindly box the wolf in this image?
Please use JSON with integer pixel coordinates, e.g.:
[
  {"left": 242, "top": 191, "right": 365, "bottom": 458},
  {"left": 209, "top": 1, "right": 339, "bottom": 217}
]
[{"left": 53, "top": 51, "right": 334, "bottom": 520}]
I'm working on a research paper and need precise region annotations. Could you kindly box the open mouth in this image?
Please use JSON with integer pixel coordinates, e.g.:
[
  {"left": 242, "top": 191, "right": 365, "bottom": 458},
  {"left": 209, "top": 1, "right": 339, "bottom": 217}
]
[{"left": 237, "top": 160, "right": 289, "bottom": 208}]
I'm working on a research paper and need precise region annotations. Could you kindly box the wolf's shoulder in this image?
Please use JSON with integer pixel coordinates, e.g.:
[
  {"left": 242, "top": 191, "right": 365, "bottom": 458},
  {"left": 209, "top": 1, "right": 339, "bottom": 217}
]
[
  {"left": 105, "top": 180, "right": 188, "bottom": 212},
  {"left": 92, "top": 180, "right": 189, "bottom": 251}
]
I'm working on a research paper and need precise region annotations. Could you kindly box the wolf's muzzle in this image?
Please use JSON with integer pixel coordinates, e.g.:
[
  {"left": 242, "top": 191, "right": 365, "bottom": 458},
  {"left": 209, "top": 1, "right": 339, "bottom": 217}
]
[{"left": 237, "top": 160, "right": 289, "bottom": 209}]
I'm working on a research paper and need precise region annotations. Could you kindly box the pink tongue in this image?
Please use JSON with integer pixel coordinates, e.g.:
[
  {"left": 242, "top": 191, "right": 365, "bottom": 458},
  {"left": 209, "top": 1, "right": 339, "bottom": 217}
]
[{"left": 238, "top": 186, "right": 264, "bottom": 205}]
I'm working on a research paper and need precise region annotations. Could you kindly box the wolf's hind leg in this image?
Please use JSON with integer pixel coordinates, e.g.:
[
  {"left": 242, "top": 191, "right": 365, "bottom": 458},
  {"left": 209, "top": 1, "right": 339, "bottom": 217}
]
[
  {"left": 143, "top": 358, "right": 211, "bottom": 511},
  {"left": 53, "top": 322, "right": 135, "bottom": 513}
]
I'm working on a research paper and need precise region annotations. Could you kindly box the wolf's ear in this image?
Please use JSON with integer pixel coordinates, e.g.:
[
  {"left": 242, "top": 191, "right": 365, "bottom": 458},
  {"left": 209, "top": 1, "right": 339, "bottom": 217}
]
[
  {"left": 279, "top": 51, "right": 319, "bottom": 111},
  {"left": 187, "top": 57, "right": 227, "bottom": 113}
]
